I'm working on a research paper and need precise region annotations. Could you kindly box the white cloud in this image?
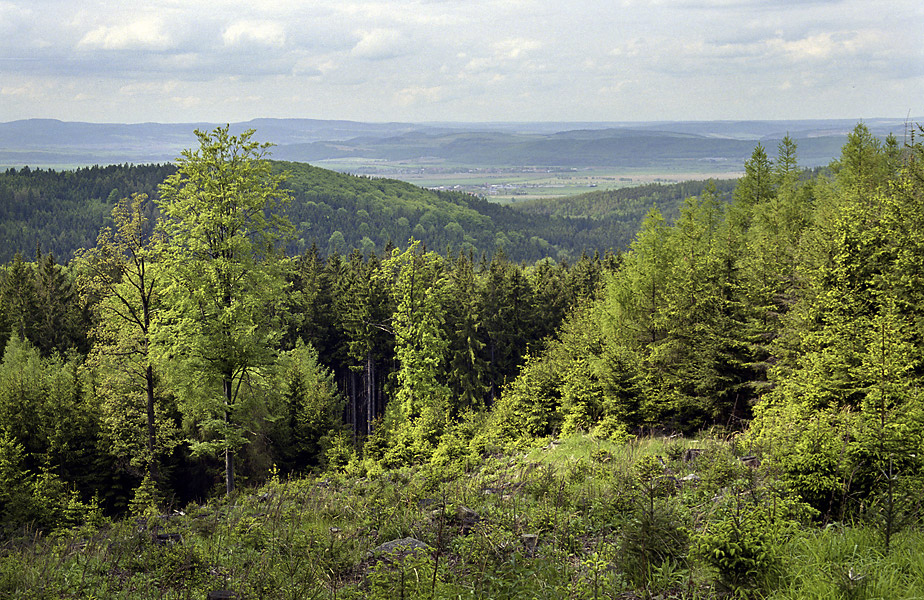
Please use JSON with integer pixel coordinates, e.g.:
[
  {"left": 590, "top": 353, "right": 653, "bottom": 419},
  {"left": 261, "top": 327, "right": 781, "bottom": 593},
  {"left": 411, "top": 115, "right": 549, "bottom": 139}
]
[
  {"left": 493, "top": 38, "right": 541, "bottom": 60},
  {"left": 351, "top": 28, "right": 406, "bottom": 60},
  {"left": 78, "top": 18, "right": 172, "bottom": 50},
  {"left": 222, "top": 20, "right": 287, "bottom": 48},
  {"left": 0, "top": 0, "right": 921, "bottom": 122},
  {"left": 170, "top": 95, "right": 203, "bottom": 108},
  {"left": 1, "top": 81, "right": 41, "bottom": 97},
  {"left": 395, "top": 85, "right": 444, "bottom": 106},
  {"left": 119, "top": 80, "right": 180, "bottom": 96},
  {"left": 0, "top": 1, "right": 30, "bottom": 30},
  {"left": 770, "top": 30, "right": 883, "bottom": 62}
]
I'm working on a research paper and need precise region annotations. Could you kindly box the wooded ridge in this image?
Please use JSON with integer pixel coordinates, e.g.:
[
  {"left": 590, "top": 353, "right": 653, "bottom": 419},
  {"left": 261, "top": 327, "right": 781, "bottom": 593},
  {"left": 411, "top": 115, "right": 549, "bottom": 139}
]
[{"left": 0, "top": 160, "right": 735, "bottom": 264}]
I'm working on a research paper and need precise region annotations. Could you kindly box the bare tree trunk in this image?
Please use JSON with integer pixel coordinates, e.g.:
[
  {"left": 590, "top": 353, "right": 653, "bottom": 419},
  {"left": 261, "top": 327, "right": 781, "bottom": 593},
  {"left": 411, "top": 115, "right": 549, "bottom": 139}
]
[{"left": 351, "top": 370, "right": 357, "bottom": 447}]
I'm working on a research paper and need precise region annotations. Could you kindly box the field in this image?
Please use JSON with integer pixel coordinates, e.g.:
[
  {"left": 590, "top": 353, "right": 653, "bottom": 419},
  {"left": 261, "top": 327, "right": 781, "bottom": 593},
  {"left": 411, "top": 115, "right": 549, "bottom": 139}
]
[{"left": 312, "top": 158, "right": 744, "bottom": 201}]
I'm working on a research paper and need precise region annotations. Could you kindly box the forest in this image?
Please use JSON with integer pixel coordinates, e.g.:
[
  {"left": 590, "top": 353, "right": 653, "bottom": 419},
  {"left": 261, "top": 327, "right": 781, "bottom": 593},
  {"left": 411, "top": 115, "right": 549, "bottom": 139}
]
[
  {"left": 0, "top": 123, "right": 922, "bottom": 599},
  {"left": 0, "top": 159, "right": 733, "bottom": 265}
]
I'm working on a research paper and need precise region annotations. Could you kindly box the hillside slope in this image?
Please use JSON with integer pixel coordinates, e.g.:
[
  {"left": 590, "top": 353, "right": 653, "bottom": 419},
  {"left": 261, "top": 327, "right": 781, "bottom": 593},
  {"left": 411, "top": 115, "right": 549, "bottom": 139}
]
[{"left": 0, "top": 161, "right": 731, "bottom": 264}]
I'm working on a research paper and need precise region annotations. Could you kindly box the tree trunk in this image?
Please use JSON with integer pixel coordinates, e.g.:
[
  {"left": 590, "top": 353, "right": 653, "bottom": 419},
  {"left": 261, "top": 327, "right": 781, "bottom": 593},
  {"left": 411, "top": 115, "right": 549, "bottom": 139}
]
[
  {"left": 223, "top": 377, "right": 235, "bottom": 494},
  {"left": 145, "top": 364, "right": 159, "bottom": 483},
  {"left": 351, "top": 370, "right": 357, "bottom": 447},
  {"left": 366, "top": 351, "right": 374, "bottom": 436}
]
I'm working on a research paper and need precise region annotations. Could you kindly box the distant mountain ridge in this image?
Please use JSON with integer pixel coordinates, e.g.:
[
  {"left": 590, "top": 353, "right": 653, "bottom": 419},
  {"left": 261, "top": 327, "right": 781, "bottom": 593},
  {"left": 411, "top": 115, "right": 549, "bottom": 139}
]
[{"left": 0, "top": 117, "right": 913, "bottom": 169}]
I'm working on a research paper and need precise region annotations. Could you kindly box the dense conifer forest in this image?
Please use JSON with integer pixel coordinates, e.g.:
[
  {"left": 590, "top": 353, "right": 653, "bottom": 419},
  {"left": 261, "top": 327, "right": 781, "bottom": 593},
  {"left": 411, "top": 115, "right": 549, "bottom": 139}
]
[{"left": 0, "top": 123, "right": 922, "bottom": 599}]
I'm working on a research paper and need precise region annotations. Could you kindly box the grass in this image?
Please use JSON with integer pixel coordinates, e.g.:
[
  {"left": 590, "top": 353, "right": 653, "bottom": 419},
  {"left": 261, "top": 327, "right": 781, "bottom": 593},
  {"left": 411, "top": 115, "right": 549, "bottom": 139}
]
[
  {"left": 771, "top": 527, "right": 924, "bottom": 600},
  {"left": 1, "top": 433, "right": 921, "bottom": 599}
]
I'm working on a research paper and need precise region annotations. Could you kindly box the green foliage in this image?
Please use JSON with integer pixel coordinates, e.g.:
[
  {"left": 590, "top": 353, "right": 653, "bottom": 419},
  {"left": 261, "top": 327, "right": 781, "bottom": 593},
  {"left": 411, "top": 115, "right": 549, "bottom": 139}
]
[
  {"left": 0, "top": 163, "right": 176, "bottom": 264},
  {"left": 3, "top": 122, "right": 924, "bottom": 575},
  {"left": 773, "top": 525, "right": 924, "bottom": 600},
  {"left": 0, "top": 433, "right": 920, "bottom": 599},
  {"left": 77, "top": 193, "right": 178, "bottom": 493},
  {"left": 273, "top": 339, "right": 346, "bottom": 473},
  {"left": 483, "top": 352, "right": 563, "bottom": 443},
  {"left": 155, "top": 125, "right": 293, "bottom": 494},
  {"left": 745, "top": 402, "right": 854, "bottom": 516},
  {"left": 616, "top": 456, "right": 690, "bottom": 588},
  {"left": 693, "top": 487, "right": 809, "bottom": 597}
]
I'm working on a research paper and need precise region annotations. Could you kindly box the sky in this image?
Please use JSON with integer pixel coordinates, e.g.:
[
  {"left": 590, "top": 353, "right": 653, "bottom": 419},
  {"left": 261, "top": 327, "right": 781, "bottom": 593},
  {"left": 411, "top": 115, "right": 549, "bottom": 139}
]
[{"left": 1, "top": 0, "right": 922, "bottom": 124}]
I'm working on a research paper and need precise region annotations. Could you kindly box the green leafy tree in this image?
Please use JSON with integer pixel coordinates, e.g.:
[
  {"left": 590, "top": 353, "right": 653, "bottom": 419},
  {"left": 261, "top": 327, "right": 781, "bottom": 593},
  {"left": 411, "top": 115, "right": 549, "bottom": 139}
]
[
  {"left": 76, "top": 193, "right": 177, "bottom": 485},
  {"left": 273, "top": 340, "right": 345, "bottom": 473},
  {"left": 155, "top": 126, "right": 293, "bottom": 494}
]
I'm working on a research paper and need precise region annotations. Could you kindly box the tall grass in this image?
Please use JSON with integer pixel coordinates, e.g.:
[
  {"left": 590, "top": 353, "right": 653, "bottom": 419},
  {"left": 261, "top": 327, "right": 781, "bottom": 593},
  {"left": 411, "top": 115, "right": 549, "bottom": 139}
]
[{"left": 772, "top": 526, "right": 924, "bottom": 600}]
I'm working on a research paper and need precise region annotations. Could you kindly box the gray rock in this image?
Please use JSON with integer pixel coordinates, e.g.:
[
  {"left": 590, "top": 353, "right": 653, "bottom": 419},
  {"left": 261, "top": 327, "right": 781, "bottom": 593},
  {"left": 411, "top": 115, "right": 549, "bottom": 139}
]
[
  {"left": 456, "top": 505, "right": 479, "bottom": 522},
  {"left": 740, "top": 455, "right": 761, "bottom": 468},
  {"left": 153, "top": 532, "right": 183, "bottom": 545},
  {"left": 371, "top": 537, "right": 430, "bottom": 557},
  {"left": 457, "top": 505, "right": 481, "bottom": 534}
]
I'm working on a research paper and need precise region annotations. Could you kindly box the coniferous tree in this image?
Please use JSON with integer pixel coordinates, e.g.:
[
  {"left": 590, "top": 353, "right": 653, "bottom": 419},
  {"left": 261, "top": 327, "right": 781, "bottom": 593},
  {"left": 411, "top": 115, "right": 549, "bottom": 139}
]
[
  {"left": 31, "top": 250, "right": 88, "bottom": 356},
  {"left": 480, "top": 253, "right": 537, "bottom": 401},
  {"left": 0, "top": 253, "right": 35, "bottom": 345},
  {"left": 445, "top": 251, "right": 490, "bottom": 412},
  {"left": 273, "top": 340, "right": 345, "bottom": 473}
]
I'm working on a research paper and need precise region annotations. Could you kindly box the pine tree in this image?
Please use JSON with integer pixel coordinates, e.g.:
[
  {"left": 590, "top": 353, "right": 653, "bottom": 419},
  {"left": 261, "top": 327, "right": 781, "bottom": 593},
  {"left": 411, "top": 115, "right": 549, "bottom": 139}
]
[
  {"left": 0, "top": 253, "right": 35, "bottom": 345},
  {"left": 31, "top": 251, "right": 79, "bottom": 356},
  {"left": 445, "top": 251, "right": 490, "bottom": 413}
]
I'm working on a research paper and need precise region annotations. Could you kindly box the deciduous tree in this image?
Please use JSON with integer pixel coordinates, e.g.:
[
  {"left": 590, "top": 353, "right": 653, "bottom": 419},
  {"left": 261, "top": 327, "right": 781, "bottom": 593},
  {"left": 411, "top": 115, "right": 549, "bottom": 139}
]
[
  {"left": 155, "top": 126, "right": 292, "bottom": 494},
  {"left": 76, "top": 193, "right": 176, "bottom": 486}
]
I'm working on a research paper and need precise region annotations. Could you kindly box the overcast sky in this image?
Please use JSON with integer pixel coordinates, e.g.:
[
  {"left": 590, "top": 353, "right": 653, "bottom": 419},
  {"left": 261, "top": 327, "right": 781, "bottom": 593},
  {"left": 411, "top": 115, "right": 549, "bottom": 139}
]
[{"left": 1, "top": 0, "right": 921, "bottom": 124}]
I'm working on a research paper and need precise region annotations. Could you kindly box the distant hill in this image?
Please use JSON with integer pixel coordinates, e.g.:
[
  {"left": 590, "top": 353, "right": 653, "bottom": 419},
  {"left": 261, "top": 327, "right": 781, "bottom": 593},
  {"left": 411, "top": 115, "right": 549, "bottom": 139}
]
[
  {"left": 271, "top": 127, "right": 851, "bottom": 169},
  {"left": 0, "top": 118, "right": 912, "bottom": 170},
  {"left": 0, "top": 161, "right": 731, "bottom": 264}
]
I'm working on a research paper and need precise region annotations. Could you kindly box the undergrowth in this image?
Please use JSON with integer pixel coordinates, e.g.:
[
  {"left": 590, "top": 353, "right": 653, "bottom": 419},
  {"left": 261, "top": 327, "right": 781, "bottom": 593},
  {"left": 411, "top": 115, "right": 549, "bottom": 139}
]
[{"left": 0, "top": 433, "right": 921, "bottom": 599}]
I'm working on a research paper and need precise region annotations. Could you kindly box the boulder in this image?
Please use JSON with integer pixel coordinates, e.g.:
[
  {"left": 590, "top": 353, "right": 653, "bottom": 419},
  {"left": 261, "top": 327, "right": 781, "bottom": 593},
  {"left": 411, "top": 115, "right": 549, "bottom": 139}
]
[
  {"left": 153, "top": 532, "right": 183, "bottom": 546},
  {"left": 457, "top": 505, "right": 481, "bottom": 533},
  {"left": 370, "top": 537, "right": 430, "bottom": 557},
  {"left": 521, "top": 534, "right": 539, "bottom": 555},
  {"left": 740, "top": 455, "right": 761, "bottom": 469}
]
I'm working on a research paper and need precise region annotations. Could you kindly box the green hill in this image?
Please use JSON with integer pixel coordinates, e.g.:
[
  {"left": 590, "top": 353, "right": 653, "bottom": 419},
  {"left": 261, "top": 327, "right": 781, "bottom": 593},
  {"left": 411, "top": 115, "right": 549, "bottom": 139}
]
[{"left": 0, "top": 161, "right": 726, "bottom": 264}]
